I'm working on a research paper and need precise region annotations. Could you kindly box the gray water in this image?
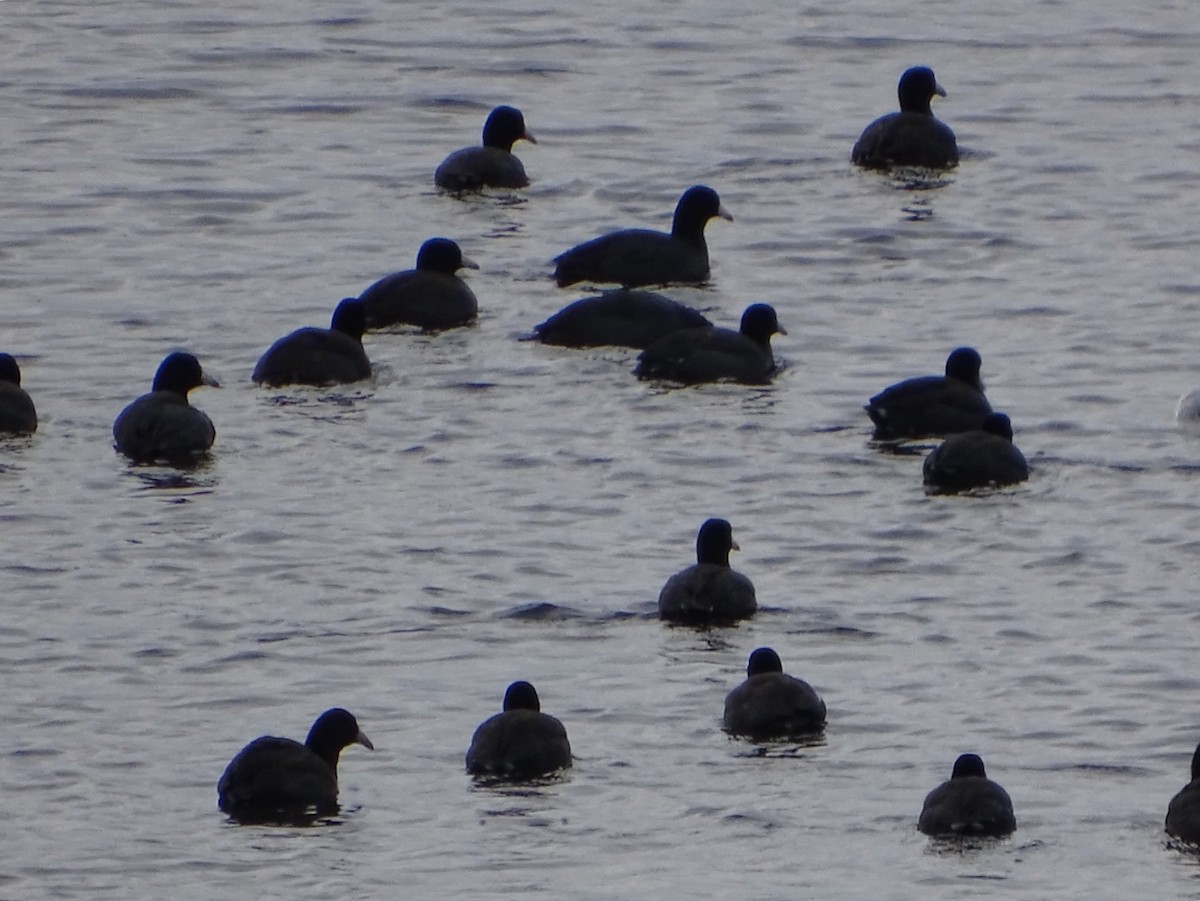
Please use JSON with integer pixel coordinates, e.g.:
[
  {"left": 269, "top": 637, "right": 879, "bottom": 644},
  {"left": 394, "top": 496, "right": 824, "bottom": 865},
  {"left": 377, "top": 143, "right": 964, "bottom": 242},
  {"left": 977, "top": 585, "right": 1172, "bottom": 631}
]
[{"left": 4, "top": 0, "right": 1200, "bottom": 897}]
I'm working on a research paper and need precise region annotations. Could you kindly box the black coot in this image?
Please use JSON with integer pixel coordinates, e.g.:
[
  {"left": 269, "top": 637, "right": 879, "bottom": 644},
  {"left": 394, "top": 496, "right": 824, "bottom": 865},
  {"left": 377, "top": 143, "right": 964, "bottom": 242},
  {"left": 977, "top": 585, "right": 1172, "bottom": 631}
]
[
  {"left": 0, "top": 354, "right": 37, "bottom": 434},
  {"left": 112, "top": 352, "right": 218, "bottom": 463},
  {"left": 865, "top": 347, "right": 991, "bottom": 440},
  {"left": 465, "top": 681, "right": 572, "bottom": 780},
  {"left": 359, "top": 238, "right": 479, "bottom": 332},
  {"left": 852, "top": 66, "right": 958, "bottom": 170},
  {"left": 723, "top": 648, "right": 826, "bottom": 740},
  {"left": 658, "top": 518, "right": 757, "bottom": 623},
  {"left": 217, "top": 708, "right": 374, "bottom": 822},
  {"left": 435, "top": 105, "right": 536, "bottom": 191},
  {"left": 635, "top": 303, "right": 783, "bottom": 385},
  {"left": 1166, "top": 742, "right": 1200, "bottom": 845},
  {"left": 918, "top": 753, "right": 1016, "bottom": 837},
  {"left": 553, "top": 185, "right": 732, "bottom": 289},
  {"left": 923, "top": 412, "right": 1029, "bottom": 493},
  {"left": 252, "top": 298, "right": 371, "bottom": 387}
]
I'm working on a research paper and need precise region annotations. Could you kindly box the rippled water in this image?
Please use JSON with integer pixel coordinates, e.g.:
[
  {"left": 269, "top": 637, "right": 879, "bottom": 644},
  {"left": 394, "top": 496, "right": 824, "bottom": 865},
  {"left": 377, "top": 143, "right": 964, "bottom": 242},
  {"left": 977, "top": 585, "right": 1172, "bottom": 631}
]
[{"left": 4, "top": 0, "right": 1200, "bottom": 898}]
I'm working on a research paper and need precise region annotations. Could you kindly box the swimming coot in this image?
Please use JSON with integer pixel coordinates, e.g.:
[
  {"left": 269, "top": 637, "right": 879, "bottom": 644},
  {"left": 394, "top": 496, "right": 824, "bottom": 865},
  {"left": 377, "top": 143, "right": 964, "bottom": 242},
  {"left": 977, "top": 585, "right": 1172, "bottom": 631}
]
[
  {"left": 865, "top": 347, "right": 991, "bottom": 440},
  {"left": 923, "top": 412, "right": 1029, "bottom": 494},
  {"left": 852, "top": 66, "right": 959, "bottom": 170},
  {"left": 918, "top": 753, "right": 1016, "bottom": 837},
  {"left": 0, "top": 353, "right": 37, "bottom": 434},
  {"left": 252, "top": 298, "right": 372, "bottom": 387},
  {"left": 658, "top": 518, "right": 757, "bottom": 623},
  {"left": 359, "top": 238, "right": 479, "bottom": 332},
  {"left": 1167, "top": 743, "right": 1200, "bottom": 845},
  {"left": 635, "top": 303, "right": 783, "bottom": 385},
  {"left": 112, "top": 352, "right": 218, "bottom": 463},
  {"left": 465, "top": 681, "right": 572, "bottom": 781},
  {"left": 723, "top": 648, "right": 826, "bottom": 740},
  {"left": 435, "top": 105, "right": 536, "bottom": 191},
  {"left": 532, "top": 289, "right": 712, "bottom": 349},
  {"left": 553, "top": 185, "right": 732, "bottom": 289},
  {"left": 217, "top": 707, "right": 374, "bottom": 822}
]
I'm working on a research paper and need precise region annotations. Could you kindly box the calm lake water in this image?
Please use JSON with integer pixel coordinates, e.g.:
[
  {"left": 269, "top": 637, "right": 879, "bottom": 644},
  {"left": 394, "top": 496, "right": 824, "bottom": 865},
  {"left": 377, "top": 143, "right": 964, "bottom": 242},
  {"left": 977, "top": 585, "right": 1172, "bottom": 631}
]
[{"left": 4, "top": 0, "right": 1200, "bottom": 898}]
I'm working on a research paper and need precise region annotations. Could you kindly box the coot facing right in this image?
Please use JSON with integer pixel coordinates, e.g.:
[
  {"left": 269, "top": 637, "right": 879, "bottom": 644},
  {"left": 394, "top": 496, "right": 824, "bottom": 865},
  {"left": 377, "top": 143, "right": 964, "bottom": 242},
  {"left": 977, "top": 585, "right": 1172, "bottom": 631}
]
[
  {"left": 635, "top": 303, "right": 783, "bottom": 385},
  {"left": 359, "top": 238, "right": 479, "bottom": 332},
  {"left": 865, "top": 347, "right": 991, "bottom": 441},
  {"left": 217, "top": 707, "right": 374, "bottom": 823},
  {"left": 552, "top": 185, "right": 732, "bottom": 289},
  {"left": 252, "top": 298, "right": 371, "bottom": 387}
]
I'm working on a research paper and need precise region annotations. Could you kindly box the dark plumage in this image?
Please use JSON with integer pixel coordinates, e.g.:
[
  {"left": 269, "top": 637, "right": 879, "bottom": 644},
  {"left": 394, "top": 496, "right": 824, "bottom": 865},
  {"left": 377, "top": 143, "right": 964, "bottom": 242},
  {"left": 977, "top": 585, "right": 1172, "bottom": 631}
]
[
  {"left": 553, "top": 185, "right": 732, "bottom": 289},
  {"left": 435, "top": 105, "right": 536, "bottom": 191},
  {"left": 112, "top": 352, "right": 217, "bottom": 463},
  {"left": 852, "top": 66, "right": 959, "bottom": 170},
  {"left": 865, "top": 347, "right": 992, "bottom": 440},
  {"left": 0, "top": 354, "right": 37, "bottom": 434},
  {"left": 217, "top": 708, "right": 373, "bottom": 823},
  {"left": 723, "top": 648, "right": 826, "bottom": 740},
  {"left": 923, "top": 412, "right": 1029, "bottom": 494},
  {"left": 1166, "top": 743, "right": 1200, "bottom": 844},
  {"left": 359, "top": 238, "right": 480, "bottom": 332},
  {"left": 465, "top": 681, "right": 572, "bottom": 780},
  {"left": 635, "top": 303, "right": 783, "bottom": 385},
  {"left": 532, "top": 289, "right": 712, "bottom": 349},
  {"left": 918, "top": 753, "right": 1016, "bottom": 837},
  {"left": 252, "top": 298, "right": 371, "bottom": 387},
  {"left": 658, "top": 518, "right": 757, "bottom": 623}
]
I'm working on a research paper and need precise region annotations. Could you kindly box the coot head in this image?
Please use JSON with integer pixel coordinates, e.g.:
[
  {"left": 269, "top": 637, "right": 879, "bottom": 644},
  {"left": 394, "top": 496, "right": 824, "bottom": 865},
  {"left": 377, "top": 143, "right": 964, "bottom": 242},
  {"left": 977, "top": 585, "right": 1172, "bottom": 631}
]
[
  {"left": 329, "top": 298, "right": 367, "bottom": 340},
  {"left": 0, "top": 353, "right": 21, "bottom": 385},
  {"left": 306, "top": 707, "right": 374, "bottom": 764},
  {"left": 152, "top": 352, "right": 219, "bottom": 395},
  {"left": 482, "top": 105, "right": 537, "bottom": 151},
  {"left": 673, "top": 185, "right": 734, "bottom": 237},
  {"left": 898, "top": 66, "right": 946, "bottom": 114},
  {"left": 950, "top": 753, "right": 988, "bottom": 779},
  {"left": 502, "top": 680, "right": 541, "bottom": 712},
  {"left": 944, "top": 347, "right": 984, "bottom": 390},
  {"left": 746, "top": 647, "right": 784, "bottom": 677},
  {"left": 696, "top": 517, "right": 738, "bottom": 566},
  {"left": 740, "top": 303, "right": 786, "bottom": 345},
  {"left": 416, "top": 237, "right": 480, "bottom": 275}
]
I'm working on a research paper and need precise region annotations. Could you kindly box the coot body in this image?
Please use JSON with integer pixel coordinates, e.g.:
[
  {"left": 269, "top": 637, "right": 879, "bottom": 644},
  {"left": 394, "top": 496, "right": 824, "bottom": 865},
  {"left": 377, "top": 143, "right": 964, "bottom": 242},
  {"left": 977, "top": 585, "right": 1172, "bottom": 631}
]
[{"left": 532, "top": 289, "right": 711, "bottom": 349}]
